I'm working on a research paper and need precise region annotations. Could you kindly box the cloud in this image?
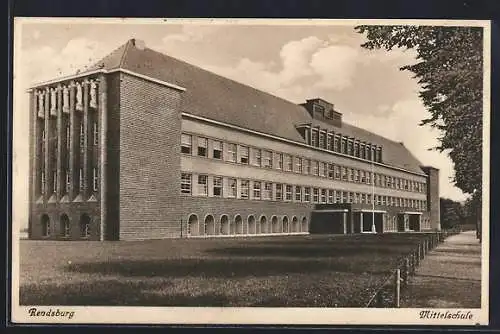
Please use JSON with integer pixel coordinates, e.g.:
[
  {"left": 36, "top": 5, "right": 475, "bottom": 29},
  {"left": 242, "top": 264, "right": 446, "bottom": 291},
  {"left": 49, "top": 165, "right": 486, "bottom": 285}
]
[{"left": 310, "top": 44, "right": 359, "bottom": 90}]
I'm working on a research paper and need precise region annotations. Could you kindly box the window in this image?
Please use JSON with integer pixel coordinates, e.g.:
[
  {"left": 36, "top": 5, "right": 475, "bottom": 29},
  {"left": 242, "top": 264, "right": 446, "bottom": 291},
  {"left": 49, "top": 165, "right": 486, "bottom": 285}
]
[
  {"left": 312, "top": 130, "right": 318, "bottom": 147},
  {"left": 253, "top": 181, "right": 261, "bottom": 199},
  {"left": 285, "top": 185, "right": 293, "bottom": 201},
  {"left": 65, "top": 125, "right": 70, "bottom": 149},
  {"left": 354, "top": 169, "right": 359, "bottom": 182},
  {"left": 304, "top": 159, "right": 310, "bottom": 174},
  {"left": 319, "top": 132, "right": 325, "bottom": 148},
  {"left": 328, "top": 190, "right": 334, "bottom": 203},
  {"left": 313, "top": 188, "right": 319, "bottom": 203},
  {"left": 334, "top": 165, "right": 341, "bottom": 180},
  {"left": 348, "top": 192, "right": 353, "bottom": 203},
  {"left": 284, "top": 154, "right": 293, "bottom": 171},
  {"left": 197, "top": 175, "right": 208, "bottom": 196},
  {"left": 79, "top": 123, "right": 85, "bottom": 150},
  {"left": 92, "top": 167, "right": 98, "bottom": 192},
  {"left": 320, "top": 189, "right": 327, "bottom": 203},
  {"left": 93, "top": 121, "right": 98, "bottom": 146},
  {"left": 181, "top": 134, "right": 192, "bottom": 154},
  {"left": 65, "top": 171, "right": 70, "bottom": 191},
  {"left": 42, "top": 217, "right": 50, "bottom": 237},
  {"left": 381, "top": 196, "right": 386, "bottom": 206},
  {"left": 335, "top": 190, "right": 341, "bottom": 203},
  {"left": 263, "top": 150, "right": 272, "bottom": 168},
  {"left": 197, "top": 137, "right": 208, "bottom": 157},
  {"left": 276, "top": 183, "right": 283, "bottom": 201},
  {"left": 327, "top": 134, "right": 333, "bottom": 151},
  {"left": 41, "top": 171, "right": 46, "bottom": 195},
  {"left": 312, "top": 161, "right": 319, "bottom": 176},
  {"left": 239, "top": 146, "right": 249, "bottom": 164},
  {"left": 252, "top": 148, "right": 261, "bottom": 166},
  {"left": 295, "top": 186, "right": 302, "bottom": 202},
  {"left": 304, "top": 187, "right": 311, "bottom": 202},
  {"left": 319, "top": 162, "right": 326, "bottom": 177},
  {"left": 341, "top": 137, "right": 347, "bottom": 154},
  {"left": 181, "top": 173, "right": 192, "bottom": 194},
  {"left": 213, "top": 140, "right": 222, "bottom": 159},
  {"left": 240, "top": 180, "right": 249, "bottom": 199},
  {"left": 361, "top": 170, "right": 366, "bottom": 183},
  {"left": 276, "top": 153, "right": 283, "bottom": 170},
  {"left": 227, "top": 143, "right": 237, "bottom": 162},
  {"left": 328, "top": 164, "right": 335, "bottom": 179},
  {"left": 348, "top": 168, "right": 354, "bottom": 182},
  {"left": 353, "top": 192, "right": 359, "bottom": 204},
  {"left": 295, "top": 157, "right": 302, "bottom": 173},
  {"left": 228, "top": 178, "right": 237, "bottom": 197},
  {"left": 338, "top": 166, "right": 346, "bottom": 181},
  {"left": 334, "top": 135, "right": 340, "bottom": 152},
  {"left": 366, "top": 172, "right": 372, "bottom": 185},
  {"left": 361, "top": 193, "right": 366, "bottom": 204},
  {"left": 354, "top": 142, "right": 359, "bottom": 157},
  {"left": 52, "top": 170, "right": 57, "bottom": 193},
  {"left": 361, "top": 143, "right": 366, "bottom": 159},
  {"left": 263, "top": 182, "right": 273, "bottom": 200},
  {"left": 213, "top": 176, "right": 222, "bottom": 197}
]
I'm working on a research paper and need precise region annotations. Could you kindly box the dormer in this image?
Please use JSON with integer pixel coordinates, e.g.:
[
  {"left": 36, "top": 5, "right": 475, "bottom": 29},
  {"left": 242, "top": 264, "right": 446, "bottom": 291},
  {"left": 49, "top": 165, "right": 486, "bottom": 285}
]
[{"left": 300, "top": 98, "right": 342, "bottom": 127}]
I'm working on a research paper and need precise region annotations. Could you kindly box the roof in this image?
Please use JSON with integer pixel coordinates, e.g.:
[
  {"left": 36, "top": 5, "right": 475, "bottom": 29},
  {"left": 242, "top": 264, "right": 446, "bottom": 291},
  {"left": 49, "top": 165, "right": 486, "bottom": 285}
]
[{"left": 86, "top": 39, "right": 426, "bottom": 174}]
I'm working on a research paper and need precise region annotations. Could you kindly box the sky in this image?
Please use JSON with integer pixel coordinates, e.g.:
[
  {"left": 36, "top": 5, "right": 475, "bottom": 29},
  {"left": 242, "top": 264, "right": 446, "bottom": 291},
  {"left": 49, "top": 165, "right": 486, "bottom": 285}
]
[{"left": 13, "top": 19, "right": 471, "bottom": 229}]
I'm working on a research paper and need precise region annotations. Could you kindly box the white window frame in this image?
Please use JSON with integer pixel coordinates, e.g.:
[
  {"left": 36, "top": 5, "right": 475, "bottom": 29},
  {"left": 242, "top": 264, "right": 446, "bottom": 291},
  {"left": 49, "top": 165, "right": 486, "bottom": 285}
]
[
  {"left": 197, "top": 137, "right": 208, "bottom": 157},
  {"left": 227, "top": 143, "right": 237, "bottom": 162},
  {"left": 181, "top": 134, "right": 192, "bottom": 155},
  {"left": 240, "top": 180, "right": 249, "bottom": 199},
  {"left": 228, "top": 178, "right": 237, "bottom": 198},
  {"left": 197, "top": 174, "right": 208, "bottom": 196},
  {"left": 285, "top": 185, "right": 293, "bottom": 201},
  {"left": 263, "top": 182, "right": 273, "bottom": 200},
  {"left": 213, "top": 140, "right": 222, "bottom": 159},
  {"left": 239, "top": 145, "right": 249, "bottom": 164},
  {"left": 213, "top": 176, "right": 223, "bottom": 197},
  {"left": 181, "top": 173, "right": 192, "bottom": 195},
  {"left": 253, "top": 181, "right": 261, "bottom": 199}
]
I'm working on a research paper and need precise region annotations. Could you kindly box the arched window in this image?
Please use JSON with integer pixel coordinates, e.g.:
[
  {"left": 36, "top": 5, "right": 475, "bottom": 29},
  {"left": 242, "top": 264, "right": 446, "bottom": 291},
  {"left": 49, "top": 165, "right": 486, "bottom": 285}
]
[
  {"left": 234, "top": 215, "right": 243, "bottom": 234},
  {"left": 80, "top": 214, "right": 91, "bottom": 238},
  {"left": 301, "top": 217, "right": 308, "bottom": 233},
  {"left": 291, "top": 216, "right": 298, "bottom": 233},
  {"left": 247, "top": 215, "right": 256, "bottom": 234},
  {"left": 220, "top": 215, "right": 229, "bottom": 235},
  {"left": 204, "top": 215, "right": 215, "bottom": 236},
  {"left": 282, "top": 216, "right": 289, "bottom": 233},
  {"left": 41, "top": 214, "right": 50, "bottom": 237},
  {"left": 187, "top": 214, "right": 199, "bottom": 236},
  {"left": 271, "top": 216, "right": 278, "bottom": 233},
  {"left": 260, "top": 216, "right": 267, "bottom": 234},
  {"left": 60, "top": 214, "right": 70, "bottom": 237}
]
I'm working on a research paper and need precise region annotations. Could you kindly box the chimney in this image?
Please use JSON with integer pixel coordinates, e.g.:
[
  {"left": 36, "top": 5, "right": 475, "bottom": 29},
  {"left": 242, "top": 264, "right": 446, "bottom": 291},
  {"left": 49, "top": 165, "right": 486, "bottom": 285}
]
[{"left": 131, "top": 38, "right": 146, "bottom": 50}]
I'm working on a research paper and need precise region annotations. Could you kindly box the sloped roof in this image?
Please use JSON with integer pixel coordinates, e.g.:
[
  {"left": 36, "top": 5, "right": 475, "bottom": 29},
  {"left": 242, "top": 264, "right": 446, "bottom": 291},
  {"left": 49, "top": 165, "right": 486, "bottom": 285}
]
[{"left": 87, "top": 39, "right": 425, "bottom": 174}]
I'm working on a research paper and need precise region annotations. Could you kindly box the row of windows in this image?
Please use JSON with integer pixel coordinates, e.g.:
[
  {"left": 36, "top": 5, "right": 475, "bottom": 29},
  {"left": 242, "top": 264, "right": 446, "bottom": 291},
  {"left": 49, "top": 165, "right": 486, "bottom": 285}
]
[
  {"left": 40, "top": 167, "right": 98, "bottom": 195},
  {"left": 40, "top": 120, "right": 99, "bottom": 149},
  {"left": 304, "top": 126, "right": 382, "bottom": 163},
  {"left": 181, "top": 133, "right": 426, "bottom": 194},
  {"left": 180, "top": 173, "right": 428, "bottom": 210},
  {"left": 186, "top": 214, "right": 308, "bottom": 236},
  {"left": 40, "top": 214, "right": 91, "bottom": 238}
]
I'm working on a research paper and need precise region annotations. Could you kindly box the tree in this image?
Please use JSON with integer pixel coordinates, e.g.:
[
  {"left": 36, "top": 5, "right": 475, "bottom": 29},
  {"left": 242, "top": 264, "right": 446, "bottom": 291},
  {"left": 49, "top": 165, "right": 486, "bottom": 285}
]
[
  {"left": 440, "top": 198, "right": 463, "bottom": 230},
  {"left": 355, "top": 25, "right": 483, "bottom": 237}
]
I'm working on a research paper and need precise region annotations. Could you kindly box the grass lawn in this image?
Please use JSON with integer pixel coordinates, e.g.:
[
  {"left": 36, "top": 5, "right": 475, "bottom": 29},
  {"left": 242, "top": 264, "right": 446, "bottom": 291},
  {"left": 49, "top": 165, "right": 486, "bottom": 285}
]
[{"left": 19, "top": 233, "right": 430, "bottom": 307}]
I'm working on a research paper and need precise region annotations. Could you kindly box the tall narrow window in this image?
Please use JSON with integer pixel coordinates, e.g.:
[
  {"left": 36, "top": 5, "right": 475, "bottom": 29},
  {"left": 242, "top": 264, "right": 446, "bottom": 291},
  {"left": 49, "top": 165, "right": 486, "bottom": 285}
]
[
  {"left": 295, "top": 157, "right": 302, "bottom": 173},
  {"left": 334, "top": 165, "right": 341, "bottom": 180},
  {"left": 213, "top": 140, "right": 222, "bottom": 159},
  {"left": 263, "top": 182, "right": 272, "bottom": 200},
  {"left": 275, "top": 183, "right": 283, "bottom": 201},
  {"left": 240, "top": 180, "right": 249, "bottom": 199},
  {"left": 304, "top": 159, "right": 310, "bottom": 175},
  {"left": 197, "top": 175, "right": 208, "bottom": 196},
  {"left": 213, "top": 176, "right": 222, "bottom": 197},
  {"left": 319, "top": 132, "right": 325, "bottom": 148},
  {"left": 285, "top": 185, "right": 293, "bottom": 201},
  {"left": 341, "top": 166, "right": 347, "bottom": 181},
  {"left": 66, "top": 125, "right": 70, "bottom": 150},
  {"left": 79, "top": 123, "right": 85, "bottom": 152},
  {"left": 228, "top": 178, "right": 237, "bottom": 197},
  {"left": 354, "top": 142, "right": 359, "bottom": 157},
  {"left": 304, "top": 187, "right": 311, "bottom": 202},
  {"left": 65, "top": 171, "right": 70, "bottom": 192},
  {"left": 181, "top": 173, "right": 192, "bottom": 195},
  {"left": 239, "top": 145, "right": 249, "bottom": 164},
  {"left": 92, "top": 167, "right": 98, "bottom": 192},
  {"left": 313, "top": 188, "right": 319, "bottom": 203},
  {"left": 197, "top": 137, "right": 208, "bottom": 157},
  {"left": 263, "top": 150, "right": 272, "bottom": 168},
  {"left": 284, "top": 154, "right": 292, "bottom": 171},
  {"left": 334, "top": 135, "right": 340, "bottom": 152},
  {"left": 328, "top": 190, "right": 334, "bottom": 203},
  {"left": 312, "top": 161, "right": 319, "bottom": 176},
  {"left": 253, "top": 181, "right": 261, "bottom": 199},
  {"left": 181, "top": 134, "right": 192, "bottom": 154},
  {"left": 321, "top": 189, "right": 327, "bottom": 203},
  {"left": 328, "top": 164, "right": 334, "bottom": 179},
  {"left": 41, "top": 171, "right": 46, "bottom": 195},
  {"left": 79, "top": 168, "right": 84, "bottom": 192},
  {"left": 335, "top": 190, "right": 341, "bottom": 203},
  {"left": 93, "top": 121, "right": 98, "bottom": 146},
  {"left": 361, "top": 170, "right": 366, "bottom": 183},
  {"left": 312, "top": 130, "right": 318, "bottom": 147},
  {"left": 227, "top": 143, "right": 237, "bottom": 162},
  {"left": 276, "top": 153, "right": 283, "bottom": 170},
  {"left": 319, "top": 162, "right": 325, "bottom": 177},
  {"left": 251, "top": 148, "right": 261, "bottom": 166},
  {"left": 295, "top": 186, "right": 302, "bottom": 202},
  {"left": 52, "top": 170, "right": 57, "bottom": 193},
  {"left": 354, "top": 169, "right": 359, "bottom": 182}
]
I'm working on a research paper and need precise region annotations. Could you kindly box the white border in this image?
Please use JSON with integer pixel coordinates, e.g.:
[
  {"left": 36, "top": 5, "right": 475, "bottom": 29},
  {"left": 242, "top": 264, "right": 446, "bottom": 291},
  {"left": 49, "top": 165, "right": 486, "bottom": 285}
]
[{"left": 11, "top": 17, "right": 491, "bottom": 326}]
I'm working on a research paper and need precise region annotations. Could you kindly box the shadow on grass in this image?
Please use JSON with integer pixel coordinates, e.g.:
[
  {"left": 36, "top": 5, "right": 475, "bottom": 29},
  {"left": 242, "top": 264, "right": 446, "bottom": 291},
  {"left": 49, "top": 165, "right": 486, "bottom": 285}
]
[
  {"left": 65, "top": 257, "right": 392, "bottom": 278},
  {"left": 20, "top": 280, "right": 232, "bottom": 306},
  {"left": 433, "top": 248, "right": 481, "bottom": 256}
]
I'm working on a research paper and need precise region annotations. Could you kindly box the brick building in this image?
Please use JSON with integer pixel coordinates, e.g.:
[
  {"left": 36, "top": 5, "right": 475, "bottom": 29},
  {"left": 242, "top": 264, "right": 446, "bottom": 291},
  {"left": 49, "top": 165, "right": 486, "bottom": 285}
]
[{"left": 28, "top": 38, "right": 441, "bottom": 241}]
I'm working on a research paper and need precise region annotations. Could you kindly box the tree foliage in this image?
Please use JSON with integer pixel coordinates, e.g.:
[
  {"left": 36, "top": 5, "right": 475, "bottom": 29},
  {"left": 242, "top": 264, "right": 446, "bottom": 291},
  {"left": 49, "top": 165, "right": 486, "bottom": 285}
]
[{"left": 354, "top": 26, "right": 483, "bottom": 204}]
